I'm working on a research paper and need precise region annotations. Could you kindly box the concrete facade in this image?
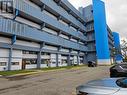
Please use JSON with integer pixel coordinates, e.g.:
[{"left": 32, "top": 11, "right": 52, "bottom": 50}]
[
  {"left": 0, "top": 0, "right": 87, "bottom": 71},
  {"left": 0, "top": 0, "right": 117, "bottom": 71}
]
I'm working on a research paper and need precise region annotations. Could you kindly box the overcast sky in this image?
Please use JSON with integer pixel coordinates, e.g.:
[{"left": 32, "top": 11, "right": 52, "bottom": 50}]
[{"left": 68, "top": 0, "right": 127, "bottom": 39}]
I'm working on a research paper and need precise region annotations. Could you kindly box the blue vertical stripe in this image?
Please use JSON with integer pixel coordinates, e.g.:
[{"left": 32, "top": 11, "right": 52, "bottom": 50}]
[
  {"left": 113, "top": 32, "right": 122, "bottom": 61},
  {"left": 92, "top": 0, "right": 110, "bottom": 59}
]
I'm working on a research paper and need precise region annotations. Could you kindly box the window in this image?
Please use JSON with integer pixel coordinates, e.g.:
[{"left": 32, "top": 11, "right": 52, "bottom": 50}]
[
  {"left": 52, "top": 62, "right": 56, "bottom": 64},
  {"left": 70, "top": 59, "right": 74, "bottom": 65},
  {"left": 41, "top": 59, "right": 50, "bottom": 64},
  {"left": 0, "top": 62, "right": 6, "bottom": 66},
  {"left": 0, "top": 1, "right": 13, "bottom": 13},
  {"left": 29, "top": 51, "right": 37, "bottom": 54},
  {"left": 116, "top": 78, "right": 127, "bottom": 88},
  {"left": 11, "top": 62, "right": 19, "bottom": 65},
  {"left": 22, "top": 51, "right": 37, "bottom": 54},
  {"left": 61, "top": 59, "right": 67, "bottom": 64},
  {"left": 121, "top": 64, "right": 127, "bottom": 69},
  {"left": 80, "top": 58, "right": 84, "bottom": 63},
  {"left": 25, "top": 59, "right": 37, "bottom": 64},
  {"left": 23, "top": 51, "right": 29, "bottom": 54},
  {"left": 41, "top": 52, "right": 50, "bottom": 56},
  {"left": 31, "top": 59, "right": 37, "bottom": 64}
]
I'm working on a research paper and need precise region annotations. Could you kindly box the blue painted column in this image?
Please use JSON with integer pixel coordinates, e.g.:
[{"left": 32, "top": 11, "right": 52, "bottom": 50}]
[
  {"left": 67, "top": 49, "right": 72, "bottom": 66},
  {"left": 113, "top": 32, "right": 122, "bottom": 63},
  {"left": 77, "top": 51, "right": 80, "bottom": 65},
  {"left": 7, "top": 9, "right": 18, "bottom": 70},
  {"left": 8, "top": 46, "right": 13, "bottom": 71},
  {"left": 92, "top": 0, "right": 111, "bottom": 65},
  {"left": 83, "top": 53, "right": 87, "bottom": 64},
  {"left": 37, "top": 42, "right": 45, "bottom": 69},
  {"left": 8, "top": 35, "right": 16, "bottom": 71},
  {"left": 37, "top": 51, "right": 41, "bottom": 69}
]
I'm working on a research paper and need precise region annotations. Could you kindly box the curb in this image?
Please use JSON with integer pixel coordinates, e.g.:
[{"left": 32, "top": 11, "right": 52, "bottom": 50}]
[
  {"left": 1, "top": 66, "right": 87, "bottom": 78},
  {"left": 5, "top": 68, "right": 66, "bottom": 78}
]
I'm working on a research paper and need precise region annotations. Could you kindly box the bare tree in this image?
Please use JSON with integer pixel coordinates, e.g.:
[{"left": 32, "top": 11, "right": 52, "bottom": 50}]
[{"left": 121, "top": 39, "right": 127, "bottom": 60}]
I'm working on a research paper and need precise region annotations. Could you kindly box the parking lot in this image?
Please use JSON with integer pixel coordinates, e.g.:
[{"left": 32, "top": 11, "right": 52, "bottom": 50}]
[{"left": 0, "top": 66, "right": 110, "bottom": 95}]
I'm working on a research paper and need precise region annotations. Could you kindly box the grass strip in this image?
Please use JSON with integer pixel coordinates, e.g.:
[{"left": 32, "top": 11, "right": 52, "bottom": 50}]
[{"left": 0, "top": 65, "right": 87, "bottom": 76}]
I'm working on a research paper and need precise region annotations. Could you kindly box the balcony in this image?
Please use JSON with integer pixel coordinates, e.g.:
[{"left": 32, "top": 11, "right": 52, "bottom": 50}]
[
  {"left": 30, "top": 0, "right": 86, "bottom": 32},
  {"left": 54, "top": 0, "right": 85, "bottom": 23},
  {"left": 13, "top": 0, "right": 87, "bottom": 41},
  {"left": 0, "top": 17, "right": 88, "bottom": 52}
]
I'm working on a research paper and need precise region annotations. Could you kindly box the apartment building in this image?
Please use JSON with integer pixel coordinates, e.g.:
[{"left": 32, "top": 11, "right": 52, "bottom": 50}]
[{"left": 0, "top": 0, "right": 88, "bottom": 71}]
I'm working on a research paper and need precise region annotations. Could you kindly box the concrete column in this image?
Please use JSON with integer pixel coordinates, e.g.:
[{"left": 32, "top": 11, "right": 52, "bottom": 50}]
[
  {"left": 7, "top": 35, "right": 16, "bottom": 71},
  {"left": 57, "top": 1, "right": 61, "bottom": 6},
  {"left": 37, "top": 51, "right": 41, "bottom": 69},
  {"left": 69, "top": 35, "right": 72, "bottom": 40},
  {"left": 67, "top": 54, "right": 71, "bottom": 66},
  {"left": 56, "top": 47, "right": 61, "bottom": 67},
  {"left": 12, "top": 9, "right": 19, "bottom": 20},
  {"left": 77, "top": 51, "right": 80, "bottom": 65},
  {"left": 57, "top": 16, "right": 62, "bottom": 21},
  {"left": 41, "top": 23, "right": 46, "bottom": 30},
  {"left": 77, "top": 56, "right": 80, "bottom": 65},
  {"left": 57, "top": 31, "right": 62, "bottom": 36},
  {"left": 41, "top": 4, "right": 45, "bottom": 11},
  {"left": 67, "top": 49, "right": 72, "bottom": 66},
  {"left": 56, "top": 53, "right": 59, "bottom": 67},
  {"left": 8, "top": 46, "right": 13, "bottom": 71},
  {"left": 83, "top": 54, "right": 87, "bottom": 64},
  {"left": 37, "top": 42, "right": 45, "bottom": 69}
]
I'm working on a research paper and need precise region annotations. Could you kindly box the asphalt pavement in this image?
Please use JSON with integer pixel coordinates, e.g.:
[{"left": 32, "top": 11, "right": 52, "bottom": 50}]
[{"left": 0, "top": 66, "right": 111, "bottom": 95}]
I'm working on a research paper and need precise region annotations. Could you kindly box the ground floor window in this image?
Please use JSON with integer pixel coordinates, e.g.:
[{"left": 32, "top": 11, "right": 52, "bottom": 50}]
[
  {"left": 70, "top": 59, "right": 74, "bottom": 65},
  {"left": 22, "top": 51, "right": 37, "bottom": 54},
  {"left": 41, "top": 59, "right": 50, "bottom": 64},
  {"left": 0, "top": 62, "right": 6, "bottom": 66},
  {"left": 25, "top": 59, "right": 37, "bottom": 65},
  {"left": 52, "top": 62, "right": 56, "bottom": 64},
  {"left": 61, "top": 59, "right": 67, "bottom": 64},
  {"left": 80, "top": 57, "right": 84, "bottom": 64},
  {"left": 41, "top": 52, "right": 50, "bottom": 56},
  {"left": 80, "top": 59, "right": 83, "bottom": 63},
  {"left": 11, "top": 62, "right": 19, "bottom": 65}
]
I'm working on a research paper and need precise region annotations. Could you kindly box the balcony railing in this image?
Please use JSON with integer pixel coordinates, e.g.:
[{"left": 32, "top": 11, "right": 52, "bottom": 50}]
[
  {"left": 30, "top": 0, "right": 86, "bottom": 32},
  {"left": 0, "top": 17, "right": 88, "bottom": 52},
  {"left": 13, "top": 0, "right": 87, "bottom": 41}
]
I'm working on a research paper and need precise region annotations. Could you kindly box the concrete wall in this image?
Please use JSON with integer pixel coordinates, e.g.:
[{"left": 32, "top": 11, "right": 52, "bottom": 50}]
[{"left": 0, "top": 0, "right": 88, "bottom": 71}]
